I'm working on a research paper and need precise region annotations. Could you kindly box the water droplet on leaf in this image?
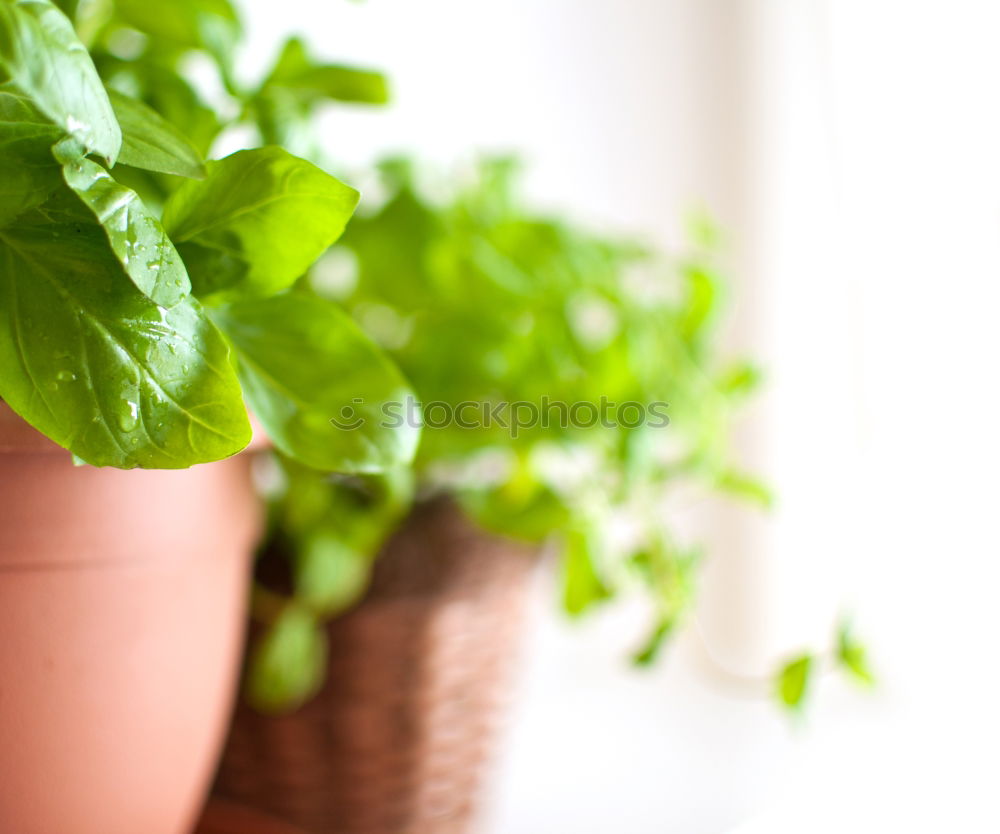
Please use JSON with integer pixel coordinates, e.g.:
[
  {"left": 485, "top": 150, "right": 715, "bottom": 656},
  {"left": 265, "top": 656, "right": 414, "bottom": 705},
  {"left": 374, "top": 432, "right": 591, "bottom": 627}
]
[{"left": 118, "top": 401, "right": 139, "bottom": 432}]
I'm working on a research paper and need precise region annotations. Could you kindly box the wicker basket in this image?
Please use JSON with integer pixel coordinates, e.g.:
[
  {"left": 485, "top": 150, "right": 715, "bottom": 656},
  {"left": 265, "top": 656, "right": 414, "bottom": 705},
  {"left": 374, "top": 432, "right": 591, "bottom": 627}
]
[
  {"left": 214, "top": 498, "right": 538, "bottom": 834},
  {"left": 196, "top": 800, "right": 308, "bottom": 834}
]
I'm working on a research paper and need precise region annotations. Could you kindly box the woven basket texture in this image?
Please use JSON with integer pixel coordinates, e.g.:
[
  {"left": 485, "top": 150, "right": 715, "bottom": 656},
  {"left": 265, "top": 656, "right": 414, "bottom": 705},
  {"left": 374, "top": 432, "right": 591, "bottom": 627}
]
[{"left": 214, "top": 497, "right": 538, "bottom": 834}]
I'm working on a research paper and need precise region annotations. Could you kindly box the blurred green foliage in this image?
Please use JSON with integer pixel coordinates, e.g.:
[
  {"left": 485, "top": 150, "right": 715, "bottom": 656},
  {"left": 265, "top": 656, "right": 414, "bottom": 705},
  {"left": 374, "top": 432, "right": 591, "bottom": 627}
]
[
  {"left": 837, "top": 619, "right": 876, "bottom": 688},
  {"left": 294, "top": 158, "right": 768, "bottom": 690},
  {"left": 46, "top": 0, "right": 872, "bottom": 712}
]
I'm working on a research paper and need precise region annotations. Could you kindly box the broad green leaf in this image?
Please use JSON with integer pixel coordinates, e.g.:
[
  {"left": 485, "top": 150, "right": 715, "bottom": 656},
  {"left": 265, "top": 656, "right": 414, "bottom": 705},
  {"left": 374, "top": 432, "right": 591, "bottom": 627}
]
[
  {"left": 213, "top": 293, "right": 419, "bottom": 473},
  {"left": 57, "top": 145, "right": 191, "bottom": 307},
  {"left": 0, "top": 0, "right": 120, "bottom": 162},
  {"left": 0, "top": 123, "right": 62, "bottom": 224},
  {"left": 262, "top": 37, "right": 389, "bottom": 105},
  {"left": 294, "top": 531, "right": 370, "bottom": 617},
  {"left": 112, "top": 0, "right": 240, "bottom": 60},
  {"left": 836, "top": 621, "right": 876, "bottom": 687},
  {"left": 140, "top": 66, "right": 221, "bottom": 156},
  {"left": 0, "top": 84, "right": 55, "bottom": 124},
  {"left": 245, "top": 605, "right": 327, "bottom": 714},
  {"left": 339, "top": 180, "right": 444, "bottom": 311},
  {"left": 98, "top": 61, "right": 222, "bottom": 156},
  {"left": 776, "top": 654, "right": 813, "bottom": 711},
  {"left": 0, "top": 88, "right": 64, "bottom": 225},
  {"left": 0, "top": 186, "right": 250, "bottom": 468},
  {"left": 107, "top": 88, "right": 205, "bottom": 179},
  {"left": 250, "top": 86, "right": 315, "bottom": 153},
  {"left": 250, "top": 36, "right": 387, "bottom": 148},
  {"left": 104, "top": 161, "right": 169, "bottom": 213},
  {"left": 561, "top": 524, "right": 613, "bottom": 616},
  {"left": 162, "top": 147, "right": 359, "bottom": 301}
]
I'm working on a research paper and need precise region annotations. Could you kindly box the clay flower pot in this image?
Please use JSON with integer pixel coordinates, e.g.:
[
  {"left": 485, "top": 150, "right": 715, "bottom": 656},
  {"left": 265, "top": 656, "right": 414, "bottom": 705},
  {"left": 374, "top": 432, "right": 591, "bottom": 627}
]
[{"left": 0, "top": 405, "right": 263, "bottom": 834}]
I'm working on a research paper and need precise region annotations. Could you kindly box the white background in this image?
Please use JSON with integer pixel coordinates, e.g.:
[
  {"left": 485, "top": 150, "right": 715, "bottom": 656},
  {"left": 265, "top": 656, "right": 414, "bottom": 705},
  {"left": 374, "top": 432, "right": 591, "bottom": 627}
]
[{"left": 236, "top": 2, "right": 1000, "bottom": 830}]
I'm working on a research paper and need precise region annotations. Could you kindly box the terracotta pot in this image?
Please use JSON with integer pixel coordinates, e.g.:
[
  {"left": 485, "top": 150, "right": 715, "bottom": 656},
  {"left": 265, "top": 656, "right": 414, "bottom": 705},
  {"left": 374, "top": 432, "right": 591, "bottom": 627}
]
[
  {"left": 215, "top": 498, "right": 538, "bottom": 834},
  {"left": 0, "top": 405, "right": 263, "bottom": 834}
]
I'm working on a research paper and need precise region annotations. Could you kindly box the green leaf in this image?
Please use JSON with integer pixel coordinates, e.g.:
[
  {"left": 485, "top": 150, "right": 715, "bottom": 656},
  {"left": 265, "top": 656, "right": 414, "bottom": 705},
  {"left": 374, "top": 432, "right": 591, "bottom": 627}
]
[
  {"left": 716, "top": 469, "right": 773, "bottom": 509},
  {"left": 50, "top": 0, "right": 77, "bottom": 16},
  {"left": 463, "top": 481, "right": 570, "bottom": 543},
  {"left": 776, "top": 654, "right": 814, "bottom": 711},
  {"left": 629, "top": 541, "right": 698, "bottom": 654},
  {"left": 112, "top": 0, "right": 240, "bottom": 66},
  {"left": 717, "top": 360, "right": 763, "bottom": 398},
  {"left": 162, "top": 147, "right": 359, "bottom": 301},
  {"left": 279, "top": 157, "right": 770, "bottom": 699},
  {"left": 678, "top": 262, "right": 719, "bottom": 344},
  {"left": 107, "top": 88, "right": 205, "bottom": 179},
  {"left": 561, "top": 524, "right": 613, "bottom": 616},
  {"left": 262, "top": 37, "right": 389, "bottom": 105},
  {"left": 836, "top": 621, "right": 876, "bottom": 687},
  {"left": 57, "top": 145, "right": 191, "bottom": 307},
  {"left": 277, "top": 458, "right": 413, "bottom": 552},
  {"left": 0, "top": 185, "right": 250, "bottom": 468},
  {"left": 0, "top": 0, "right": 121, "bottom": 162},
  {"left": 245, "top": 605, "right": 327, "bottom": 714},
  {"left": 250, "top": 39, "right": 388, "bottom": 152},
  {"left": 249, "top": 87, "right": 315, "bottom": 154},
  {"left": 294, "top": 531, "right": 370, "bottom": 617},
  {"left": 213, "top": 292, "right": 419, "bottom": 473},
  {"left": 102, "top": 62, "right": 222, "bottom": 157},
  {"left": 632, "top": 616, "right": 676, "bottom": 666},
  {"left": 0, "top": 89, "right": 64, "bottom": 225}
]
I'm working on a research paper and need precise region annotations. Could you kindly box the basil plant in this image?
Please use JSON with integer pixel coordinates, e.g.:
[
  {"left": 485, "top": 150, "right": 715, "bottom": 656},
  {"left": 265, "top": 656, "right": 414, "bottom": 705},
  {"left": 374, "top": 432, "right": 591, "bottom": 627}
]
[
  {"left": 249, "top": 158, "right": 875, "bottom": 713},
  {"left": 240, "top": 159, "right": 756, "bottom": 709},
  {"left": 29, "top": 0, "right": 870, "bottom": 711},
  {"left": 0, "top": 0, "right": 416, "bottom": 472}
]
